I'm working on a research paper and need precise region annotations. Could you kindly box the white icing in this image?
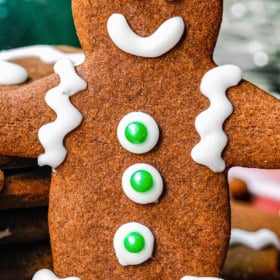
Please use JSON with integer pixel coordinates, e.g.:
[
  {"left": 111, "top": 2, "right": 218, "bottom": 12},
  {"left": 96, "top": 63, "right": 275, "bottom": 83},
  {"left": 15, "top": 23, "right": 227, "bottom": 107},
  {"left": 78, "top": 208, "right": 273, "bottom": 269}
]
[
  {"left": 228, "top": 167, "right": 280, "bottom": 201},
  {"left": 0, "top": 228, "right": 12, "bottom": 239},
  {"left": 0, "top": 45, "right": 85, "bottom": 86},
  {"left": 230, "top": 228, "right": 280, "bottom": 250},
  {"left": 113, "top": 222, "right": 154, "bottom": 266},
  {"left": 122, "top": 163, "right": 163, "bottom": 204},
  {"left": 0, "top": 60, "right": 28, "bottom": 85},
  {"left": 38, "top": 58, "right": 87, "bottom": 169},
  {"left": 32, "top": 269, "right": 80, "bottom": 280},
  {"left": 0, "top": 45, "right": 85, "bottom": 65},
  {"left": 191, "top": 64, "right": 242, "bottom": 172},
  {"left": 181, "top": 277, "right": 223, "bottom": 280},
  {"left": 117, "top": 112, "right": 159, "bottom": 154},
  {"left": 107, "top": 14, "right": 185, "bottom": 58}
]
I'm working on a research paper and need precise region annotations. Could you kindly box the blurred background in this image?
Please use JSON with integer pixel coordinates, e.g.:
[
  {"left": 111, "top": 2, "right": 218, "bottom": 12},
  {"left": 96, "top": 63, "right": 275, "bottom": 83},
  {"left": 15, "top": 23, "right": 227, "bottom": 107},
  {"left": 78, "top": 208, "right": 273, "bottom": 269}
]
[
  {"left": 0, "top": 0, "right": 279, "bottom": 96},
  {"left": 214, "top": 0, "right": 280, "bottom": 97}
]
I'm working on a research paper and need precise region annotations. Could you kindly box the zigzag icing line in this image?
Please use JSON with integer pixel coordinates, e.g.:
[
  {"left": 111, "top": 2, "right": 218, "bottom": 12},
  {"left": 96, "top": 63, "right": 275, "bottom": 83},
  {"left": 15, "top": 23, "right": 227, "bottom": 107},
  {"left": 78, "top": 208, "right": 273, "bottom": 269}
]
[
  {"left": 38, "top": 58, "right": 87, "bottom": 169},
  {"left": 191, "top": 64, "right": 242, "bottom": 172},
  {"left": 230, "top": 228, "right": 280, "bottom": 250}
]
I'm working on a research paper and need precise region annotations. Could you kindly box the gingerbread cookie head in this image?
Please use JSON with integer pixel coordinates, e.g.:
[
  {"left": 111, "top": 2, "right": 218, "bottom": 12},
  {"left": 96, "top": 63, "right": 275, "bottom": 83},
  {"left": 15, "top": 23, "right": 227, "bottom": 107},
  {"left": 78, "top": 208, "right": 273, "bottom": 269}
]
[{"left": 72, "top": 0, "right": 222, "bottom": 58}]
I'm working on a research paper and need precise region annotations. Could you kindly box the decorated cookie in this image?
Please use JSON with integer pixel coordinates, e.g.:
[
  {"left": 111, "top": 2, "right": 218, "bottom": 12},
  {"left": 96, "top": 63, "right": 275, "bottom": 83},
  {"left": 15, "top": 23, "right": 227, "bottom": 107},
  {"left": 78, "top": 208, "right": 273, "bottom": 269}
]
[
  {"left": 0, "top": 167, "right": 50, "bottom": 209},
  {"left": 223, "top": 201, "right": 280, "bottom": 279},
  {"left": 0, "top": 0, "right": 279, "bottom": 279},
  {"left": 0, "top": 45, "right": 84, "bottom": 90}
]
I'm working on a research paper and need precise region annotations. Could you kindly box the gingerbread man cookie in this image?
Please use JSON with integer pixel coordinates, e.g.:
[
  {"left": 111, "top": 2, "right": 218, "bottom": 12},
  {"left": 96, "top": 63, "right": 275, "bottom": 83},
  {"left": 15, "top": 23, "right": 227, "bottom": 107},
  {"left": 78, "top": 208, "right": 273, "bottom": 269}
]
[{"left": 0, "top": 0, "right": 279, "bottom": 279}]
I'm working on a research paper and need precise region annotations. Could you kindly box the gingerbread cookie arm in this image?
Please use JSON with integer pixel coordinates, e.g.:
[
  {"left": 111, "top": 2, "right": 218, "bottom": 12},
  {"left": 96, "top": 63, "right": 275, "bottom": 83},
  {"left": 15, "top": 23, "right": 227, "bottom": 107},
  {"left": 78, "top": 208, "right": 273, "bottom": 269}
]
[
  {"left": 0, "top": 74, "right": 57, "bottom": 158},
  {"left": 224, "top": 80, "right": 280, "bottom": 169}
]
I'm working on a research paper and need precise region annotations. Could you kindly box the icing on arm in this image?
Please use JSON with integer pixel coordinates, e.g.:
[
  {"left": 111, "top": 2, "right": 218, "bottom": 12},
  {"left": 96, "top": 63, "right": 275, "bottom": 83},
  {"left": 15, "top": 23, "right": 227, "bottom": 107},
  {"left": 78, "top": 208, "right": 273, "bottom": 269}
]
[
  {"left": 38, "top": 58, "right": 87, "bottom": 169},
  {"left": 32, "top": 269, "right": 80, "bottom": 280},
  {"left": 230, "top": 228, "right": 280, "bottom": 250},
  {"left": 191, "top": 64, "right": 242, "bottom": 172}
]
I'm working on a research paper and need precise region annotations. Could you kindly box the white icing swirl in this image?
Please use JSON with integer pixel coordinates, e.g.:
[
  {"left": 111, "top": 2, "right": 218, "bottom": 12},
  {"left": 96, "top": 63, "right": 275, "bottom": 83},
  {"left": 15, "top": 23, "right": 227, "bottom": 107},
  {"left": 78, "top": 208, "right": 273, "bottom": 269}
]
[
  {"left": 230, "top": 228, "right": 280, "bottom": 250},
  {"left": 107, "top": 14, "right": 185, "bottom": 57},
  {"left": 38, "top": 58, "right": 87, "bottom": 169},
  {"left": 0, "top": 60, "right": 28, "bottom": 85},
  {"left": 191, "top": 64, "right": 242, "bottom": 172},
  {"left": 0, "top": 45, "right": 85, "bottom": 65},
  {"left": 0, "top": 228, "right": 12, "bottom": 239},
  {"left": 181, "top": 277, "right": 223, "bottom": 280},
  {"left": 113, "top": 222, "right": 154, "bottom": 266},
  {"left": 32, "top": 269, "right": 80, "bottom": 280}
]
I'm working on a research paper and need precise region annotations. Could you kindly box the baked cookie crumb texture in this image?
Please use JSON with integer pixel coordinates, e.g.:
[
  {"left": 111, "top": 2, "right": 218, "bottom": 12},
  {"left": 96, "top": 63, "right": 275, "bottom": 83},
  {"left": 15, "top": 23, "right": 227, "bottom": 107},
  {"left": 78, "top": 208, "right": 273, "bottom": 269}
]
[{"left": 0, "top": 0, "right": 279, "bottom": 280}]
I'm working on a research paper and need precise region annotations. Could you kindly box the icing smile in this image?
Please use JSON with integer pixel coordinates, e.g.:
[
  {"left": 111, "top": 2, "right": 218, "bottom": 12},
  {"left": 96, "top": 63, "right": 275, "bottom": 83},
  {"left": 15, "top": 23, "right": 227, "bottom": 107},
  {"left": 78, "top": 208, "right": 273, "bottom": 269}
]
[{"left": 107, "top": 13, "right": 185, "bottom": 58}]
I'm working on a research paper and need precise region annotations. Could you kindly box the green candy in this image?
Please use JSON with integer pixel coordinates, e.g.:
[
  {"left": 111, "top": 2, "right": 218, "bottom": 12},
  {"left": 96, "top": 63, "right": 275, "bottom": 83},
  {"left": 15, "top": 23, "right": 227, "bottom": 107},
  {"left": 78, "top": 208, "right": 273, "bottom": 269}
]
[
  {"left": 125, "top": 121, "right": 148, "bottom": 144},
  {"left": 130, "top": 170, "right": 154, "bottom": 193},
  {"left": 124, "top": 231, "right": 145, "bottom": 253}
]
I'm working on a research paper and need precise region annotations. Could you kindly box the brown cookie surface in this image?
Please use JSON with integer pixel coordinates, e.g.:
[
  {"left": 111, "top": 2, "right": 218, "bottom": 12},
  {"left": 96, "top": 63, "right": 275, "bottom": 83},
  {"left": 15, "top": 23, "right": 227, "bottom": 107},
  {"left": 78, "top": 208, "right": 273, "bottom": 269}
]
[
  {"left": 223, "top": 246, "right": 279, "bottom": 280},
  {"left": 0, "top": 45, "right": 83, "bottom": 90},
  {"left": 0, "top": 0, "right": 279, "bottom": 279},
  {"left": 48, "top": 1, "right": 231, "bottom": 278},
  {"left": 223, "top": 201, "right": 280, "bottom": 279},
  {"left": 0, "top": 167, "right": 50, "bottom": 209}
]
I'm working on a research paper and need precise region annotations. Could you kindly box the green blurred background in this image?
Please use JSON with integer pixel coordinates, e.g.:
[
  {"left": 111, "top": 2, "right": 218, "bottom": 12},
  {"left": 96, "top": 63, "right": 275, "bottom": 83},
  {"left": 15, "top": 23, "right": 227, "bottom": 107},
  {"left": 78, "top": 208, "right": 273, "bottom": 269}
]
[
  {"left": 0, "top": 0, "right": 79, "bottom": 48},
  {"left": 0, "top": 0, "right": 279, "bottom": 96}
]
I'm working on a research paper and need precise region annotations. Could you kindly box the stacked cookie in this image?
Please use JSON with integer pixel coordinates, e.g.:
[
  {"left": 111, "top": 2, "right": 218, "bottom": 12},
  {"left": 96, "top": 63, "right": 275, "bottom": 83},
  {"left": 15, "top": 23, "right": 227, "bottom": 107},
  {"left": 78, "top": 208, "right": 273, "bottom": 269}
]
[
  {"left": 0, "top": 45, "right": 84, "bottom": 280},
  {"left": 0, "top": 157, "right": 52, "bottom": 280},
  {"left": 223, "top": 167, "right": 280, "bottom": 280}
]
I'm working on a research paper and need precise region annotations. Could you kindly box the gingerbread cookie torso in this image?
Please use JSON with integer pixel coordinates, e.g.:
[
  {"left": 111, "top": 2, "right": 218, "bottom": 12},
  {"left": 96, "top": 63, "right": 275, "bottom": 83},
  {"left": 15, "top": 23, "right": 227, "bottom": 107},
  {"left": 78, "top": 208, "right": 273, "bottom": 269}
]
[
  {"left": 49, "top": 1, "right": 230, "bottom": 278},
  {"left": 0, "top": 0, "right": 279, "bottom": 279}
]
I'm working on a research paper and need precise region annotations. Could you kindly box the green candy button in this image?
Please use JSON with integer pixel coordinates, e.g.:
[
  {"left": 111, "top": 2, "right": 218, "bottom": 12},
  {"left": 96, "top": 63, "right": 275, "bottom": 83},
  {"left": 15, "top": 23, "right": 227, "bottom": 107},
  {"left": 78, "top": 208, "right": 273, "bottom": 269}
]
[
  {"left": 125, "top": 121, "right": 148, "bottom": 144},
  {"left": 130, "top": 170, "right": 154, "bottom": 193},
  {"left": 124, "top": 231, "right": 145, "bottom": 253}
]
